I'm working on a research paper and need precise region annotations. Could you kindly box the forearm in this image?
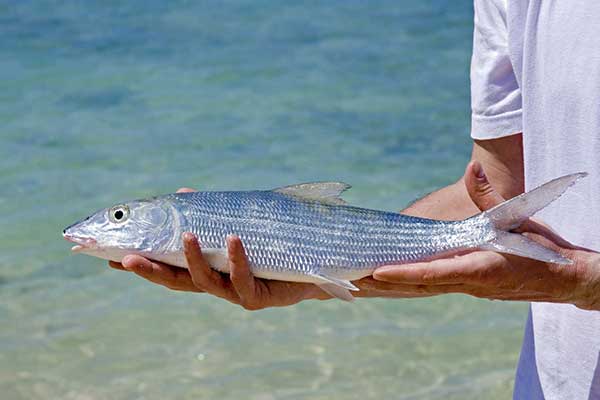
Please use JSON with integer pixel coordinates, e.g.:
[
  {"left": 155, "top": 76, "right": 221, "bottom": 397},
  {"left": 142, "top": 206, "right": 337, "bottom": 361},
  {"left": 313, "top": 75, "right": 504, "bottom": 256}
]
[
  {"left": 402, "top": 135, "right": 525, "bottom": 221},
  {"left": 401, "top": 178, "right": 480, "bottom": 220}
]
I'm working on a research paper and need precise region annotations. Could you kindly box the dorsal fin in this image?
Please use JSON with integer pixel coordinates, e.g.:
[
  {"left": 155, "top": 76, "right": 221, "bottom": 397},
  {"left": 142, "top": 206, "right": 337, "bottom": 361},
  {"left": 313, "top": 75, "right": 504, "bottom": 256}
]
[{"left": 273, "top": 182, "right": 351, "bottom": 205}]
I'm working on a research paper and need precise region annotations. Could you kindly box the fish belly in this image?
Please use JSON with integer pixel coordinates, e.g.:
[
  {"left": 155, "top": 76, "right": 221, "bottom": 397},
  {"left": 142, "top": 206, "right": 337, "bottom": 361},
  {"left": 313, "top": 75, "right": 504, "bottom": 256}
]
[{"left": 150, "top": 248, "right": 374, "bottom": 283}]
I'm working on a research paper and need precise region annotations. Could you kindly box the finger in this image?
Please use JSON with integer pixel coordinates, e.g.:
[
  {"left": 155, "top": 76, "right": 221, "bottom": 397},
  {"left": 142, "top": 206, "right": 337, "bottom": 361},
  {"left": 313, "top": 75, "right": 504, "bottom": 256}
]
[
  {"left": 517, "top": 218, "right": 591, "bottom": 251},
  {"left": 357, "top": 276, "right": 546, "bottom": 301},
  {"left": 183, "top": 232, "right": 237, "bottom": 300},
  {"left": 373, "top": 251, "right": 503, "bottom": 285},
  {"left": 355, "top": 276, "right": 471, "bottom": 297},
  {"left": 108, "top": 261, "right": 127, "bottom": 271},
  {"left": 464, "top": 160, "right": 505, "bottom": 211},
  {"left": 227, "top": 235, "right": 258, "bottom": 307},
  {"left": 177, "top": 187, "right": 197, "bottom": 193},
  {"left": 121, "top": 254, "right": 202, "bottom": 292}
]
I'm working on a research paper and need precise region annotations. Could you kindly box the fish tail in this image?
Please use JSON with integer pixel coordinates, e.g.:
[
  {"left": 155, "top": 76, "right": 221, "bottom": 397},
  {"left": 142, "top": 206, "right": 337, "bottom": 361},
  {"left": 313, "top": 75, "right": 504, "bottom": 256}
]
[{"left": 476, "top": 172, "right": 587, "bottom": 265}]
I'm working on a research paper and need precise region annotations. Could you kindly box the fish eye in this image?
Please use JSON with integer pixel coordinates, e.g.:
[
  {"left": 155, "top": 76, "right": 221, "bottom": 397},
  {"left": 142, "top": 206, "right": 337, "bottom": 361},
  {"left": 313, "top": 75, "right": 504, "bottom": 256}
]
[{"left": 109, "top": 205, "right": 130, "bottom": 223}]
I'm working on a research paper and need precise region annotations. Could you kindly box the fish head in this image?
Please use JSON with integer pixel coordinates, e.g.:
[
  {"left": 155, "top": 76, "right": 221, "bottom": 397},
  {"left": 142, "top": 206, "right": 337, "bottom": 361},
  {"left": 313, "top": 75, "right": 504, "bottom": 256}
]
[{"left": 63, "top": 199, "right": 172, "bottom": 261}]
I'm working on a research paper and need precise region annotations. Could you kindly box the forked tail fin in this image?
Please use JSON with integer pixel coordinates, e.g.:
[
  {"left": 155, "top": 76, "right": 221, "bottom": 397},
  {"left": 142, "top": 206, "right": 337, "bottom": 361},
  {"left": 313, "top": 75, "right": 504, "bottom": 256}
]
[{"left": 478, "top": 172, "right": 587, "bottom": 264}]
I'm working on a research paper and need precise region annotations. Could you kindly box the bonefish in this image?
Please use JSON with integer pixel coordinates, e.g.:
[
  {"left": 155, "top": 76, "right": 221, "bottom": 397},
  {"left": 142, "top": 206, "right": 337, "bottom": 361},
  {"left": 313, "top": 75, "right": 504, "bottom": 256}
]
[{"left": 63, "top": 173, "right": 585, "bottom": 301}]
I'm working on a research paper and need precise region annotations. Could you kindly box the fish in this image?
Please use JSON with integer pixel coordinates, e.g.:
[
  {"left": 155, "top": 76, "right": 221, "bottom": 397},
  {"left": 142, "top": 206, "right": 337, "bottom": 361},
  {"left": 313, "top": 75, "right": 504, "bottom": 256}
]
[{"left": 63, "top": 172, "right": 586, "bottom": 301}]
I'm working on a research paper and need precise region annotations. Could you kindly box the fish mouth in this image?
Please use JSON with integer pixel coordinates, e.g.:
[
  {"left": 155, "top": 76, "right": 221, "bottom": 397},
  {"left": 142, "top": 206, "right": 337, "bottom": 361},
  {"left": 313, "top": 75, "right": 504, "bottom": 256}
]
[{"left": 63, "top": 233, "right": 97, "bottom": 253}]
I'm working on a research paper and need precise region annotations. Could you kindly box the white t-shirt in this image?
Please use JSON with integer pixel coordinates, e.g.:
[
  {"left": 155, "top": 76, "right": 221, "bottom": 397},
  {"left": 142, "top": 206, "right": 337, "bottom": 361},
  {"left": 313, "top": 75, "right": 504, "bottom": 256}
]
[{"left": 470, "top": 1, "right": 600, "bottom": 399}]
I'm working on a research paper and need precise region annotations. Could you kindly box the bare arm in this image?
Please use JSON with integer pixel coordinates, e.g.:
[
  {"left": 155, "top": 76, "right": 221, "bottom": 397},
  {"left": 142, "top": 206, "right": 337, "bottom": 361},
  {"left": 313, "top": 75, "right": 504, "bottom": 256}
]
[
  {"left": 402, "top": 134, "right": 524, "bottom": 220},
  {"left": 374, "top": 135, "right": 600, "bottom": 310}
]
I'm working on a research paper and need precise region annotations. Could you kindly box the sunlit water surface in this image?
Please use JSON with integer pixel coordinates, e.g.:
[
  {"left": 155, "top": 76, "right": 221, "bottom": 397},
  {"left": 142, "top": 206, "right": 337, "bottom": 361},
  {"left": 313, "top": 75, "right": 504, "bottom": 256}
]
[{"left": 0, "top": 1, "right": 527, "bottom": 399}]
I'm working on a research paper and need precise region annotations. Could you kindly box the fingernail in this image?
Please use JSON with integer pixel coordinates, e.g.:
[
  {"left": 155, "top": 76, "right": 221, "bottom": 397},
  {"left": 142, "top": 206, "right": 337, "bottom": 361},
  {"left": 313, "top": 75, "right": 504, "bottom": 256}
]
[
  {"left": 122, "top": 255, "right": 148, "bottom": 271},
  {"left": 183, "top": 232, "right": 196, "bottom": 243},
  {"left": 372, "top": 269, "right": 396, "bottom": 282},
  {"left": 373, "top": 264, "right": 417, "bottom": 282},
  {"left": 376, "top": 262, "right": 421, "bottom": 271},
  {"left": 375, "top": 265, "right": 394, "bottom": 274},
  {"left": 374, "top": 264, "right": 408, "bottom": 275},
  {"left": 226, "top": 234, "right": 240, "bottom": 245},
  {"left": 121, "top": 255, "right": 135, "bottom": 269},
  {"left": 472, "top": 161, "right": 486, "bottom": 180}
]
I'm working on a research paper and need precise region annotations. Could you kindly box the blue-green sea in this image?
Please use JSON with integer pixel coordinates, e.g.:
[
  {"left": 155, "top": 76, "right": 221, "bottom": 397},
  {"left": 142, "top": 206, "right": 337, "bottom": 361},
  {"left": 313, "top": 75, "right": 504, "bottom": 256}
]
[{"left": 0, "top": 1, "right": 527, "bottom": 399}]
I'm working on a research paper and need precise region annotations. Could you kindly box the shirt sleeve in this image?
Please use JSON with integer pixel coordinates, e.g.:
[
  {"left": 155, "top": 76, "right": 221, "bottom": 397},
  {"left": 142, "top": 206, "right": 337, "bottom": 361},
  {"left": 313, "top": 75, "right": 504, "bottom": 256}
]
[{"left": 470, "top": 0, "right": 522, "bottom": 139}]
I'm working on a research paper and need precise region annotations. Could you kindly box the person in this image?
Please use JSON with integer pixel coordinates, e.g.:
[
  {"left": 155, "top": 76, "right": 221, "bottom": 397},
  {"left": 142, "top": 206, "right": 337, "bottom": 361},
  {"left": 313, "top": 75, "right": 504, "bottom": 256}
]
[{"left": 109, "top": 1, "right": 600, "bottom": 398}]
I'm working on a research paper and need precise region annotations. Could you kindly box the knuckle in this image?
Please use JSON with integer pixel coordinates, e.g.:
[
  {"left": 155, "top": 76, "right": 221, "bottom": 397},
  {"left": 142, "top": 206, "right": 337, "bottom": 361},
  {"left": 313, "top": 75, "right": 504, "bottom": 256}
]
[
  {"left": 474, "top": 267, "right": 493, "bottom": 283},
  {"left": 476, "top": 184, "right": 495, "bottom": 197},
  {"left": 189, "top": 275, "right": 206, "bottom": 290},
  {"left": 420, "top": 271, "right": 439, "bottom": 284},
  {"left": 415, "top": 284, "right": 432, "bottom": 294}
]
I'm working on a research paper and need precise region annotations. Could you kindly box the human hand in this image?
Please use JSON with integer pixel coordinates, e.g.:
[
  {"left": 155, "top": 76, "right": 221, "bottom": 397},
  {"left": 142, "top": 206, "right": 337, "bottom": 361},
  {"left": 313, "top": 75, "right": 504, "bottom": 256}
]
[{"left": 373, "top": 161, "right": 600, "bottom": 310}]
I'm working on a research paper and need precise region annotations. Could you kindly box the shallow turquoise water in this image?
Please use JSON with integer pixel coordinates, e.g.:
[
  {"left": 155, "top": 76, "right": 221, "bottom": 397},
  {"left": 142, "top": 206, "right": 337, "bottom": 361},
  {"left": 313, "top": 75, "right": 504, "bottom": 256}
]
[{"left": 0, "top": 1, "right": 527, "bottom": 399}]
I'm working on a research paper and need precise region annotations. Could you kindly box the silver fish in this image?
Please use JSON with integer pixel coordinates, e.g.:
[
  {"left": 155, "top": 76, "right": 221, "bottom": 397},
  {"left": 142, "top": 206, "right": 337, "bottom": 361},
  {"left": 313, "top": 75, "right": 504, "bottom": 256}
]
[{"left": 63, "top": 173, "right": 585, "bottom": 301}]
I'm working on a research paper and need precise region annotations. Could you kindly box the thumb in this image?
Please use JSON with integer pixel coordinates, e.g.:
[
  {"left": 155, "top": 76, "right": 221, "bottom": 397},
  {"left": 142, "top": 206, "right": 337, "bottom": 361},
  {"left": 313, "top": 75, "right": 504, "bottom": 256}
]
[{"left": 464, "top": 160, "right": 505, "bottom": 211}]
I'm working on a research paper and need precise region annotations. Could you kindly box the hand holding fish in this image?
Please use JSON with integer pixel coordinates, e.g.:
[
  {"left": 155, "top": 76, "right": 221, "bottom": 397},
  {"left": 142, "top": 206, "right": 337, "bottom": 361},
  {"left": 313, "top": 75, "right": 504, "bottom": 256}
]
[{"left": 373, "top": 165, "right": 600, "bottom": 311}]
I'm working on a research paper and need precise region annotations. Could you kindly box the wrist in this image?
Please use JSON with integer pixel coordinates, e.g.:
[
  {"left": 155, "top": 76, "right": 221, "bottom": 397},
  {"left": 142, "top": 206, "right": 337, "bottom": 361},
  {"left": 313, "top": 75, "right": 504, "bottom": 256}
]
[{"left": 570, "top": 252, "right": 600, "bottom": 311}]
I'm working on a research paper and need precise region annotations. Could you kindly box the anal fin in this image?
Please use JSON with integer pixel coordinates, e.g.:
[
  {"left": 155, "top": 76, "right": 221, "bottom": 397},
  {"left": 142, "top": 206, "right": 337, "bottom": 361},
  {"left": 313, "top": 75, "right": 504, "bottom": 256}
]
[
  {"left": 318, "top": 283, "right": 355, "bottom": 302},
  {"left": 310, "top": 272, "right": 358, "bottom": 302}
]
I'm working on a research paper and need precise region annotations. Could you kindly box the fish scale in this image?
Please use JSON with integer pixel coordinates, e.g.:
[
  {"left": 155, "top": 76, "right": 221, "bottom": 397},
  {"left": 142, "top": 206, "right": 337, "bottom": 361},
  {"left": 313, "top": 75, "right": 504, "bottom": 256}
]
[{"left": 172, "top": 190, "right": 489, "bottom": 273}]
